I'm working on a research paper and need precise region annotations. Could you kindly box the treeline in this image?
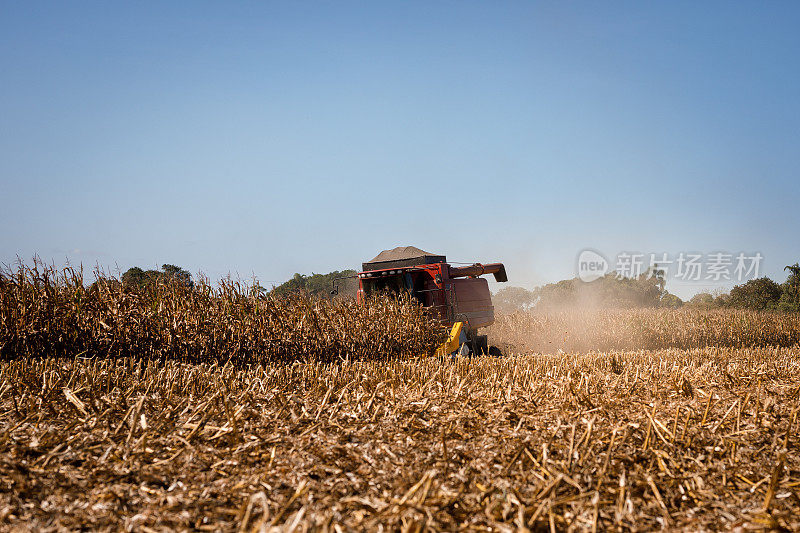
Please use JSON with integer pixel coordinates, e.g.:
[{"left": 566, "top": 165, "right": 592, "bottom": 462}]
[
  {"left": 271, "top": 270, "right": 357, "bottom": 298},
  {"left": 493, "top": 269, "right": 674, "bottom": 313},
  {"left": 114, "top": 261, "right": 800, "bottom": 313},
  {"left": 494, "top": 263, "right": 800, "bottom": 313},
  {"left": 118, "top": 264, "right": 194, "bottom": 289},
  {"left": 116, "top": 265, "right": 356, "bottom": 299},
  {"left": 688, "top": 264, "right": 799, "bottom": 311}
]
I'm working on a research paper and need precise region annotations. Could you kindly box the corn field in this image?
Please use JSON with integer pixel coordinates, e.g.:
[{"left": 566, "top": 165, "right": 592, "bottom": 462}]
[
  {"left": 488, "top": 308, "right": 800, "bottom": 354},
  {"left": 1, "top": 263, "right": 800, "bottom": 530},
  {"left": 0, "top": 262, "right": 445, "bottom": 363}
]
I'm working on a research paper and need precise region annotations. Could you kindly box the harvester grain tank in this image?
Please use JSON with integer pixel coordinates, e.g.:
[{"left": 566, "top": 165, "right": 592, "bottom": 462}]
[{"left": 356, "top": 246, "right": 508, "bottom": 356}]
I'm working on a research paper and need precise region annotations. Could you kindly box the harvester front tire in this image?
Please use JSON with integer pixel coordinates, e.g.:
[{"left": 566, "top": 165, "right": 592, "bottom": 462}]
[{"left": 476, "top": 335, "right": 489, "bottom": 355}]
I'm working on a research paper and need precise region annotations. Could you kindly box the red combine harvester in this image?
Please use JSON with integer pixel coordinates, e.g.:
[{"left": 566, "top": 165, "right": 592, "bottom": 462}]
[{"left": 355, "top": 246, "right": 508, "bottom": 356}]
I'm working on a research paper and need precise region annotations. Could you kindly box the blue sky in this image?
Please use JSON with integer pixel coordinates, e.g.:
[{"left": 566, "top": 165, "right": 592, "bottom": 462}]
[{"left": 1, "top": 2, "right": 798, "bottom": 299}]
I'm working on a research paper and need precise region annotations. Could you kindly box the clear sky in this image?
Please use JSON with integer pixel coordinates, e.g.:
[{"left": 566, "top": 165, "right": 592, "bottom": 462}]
[{"left": 1, "top": 2, "right": 798, "bottom": 299}]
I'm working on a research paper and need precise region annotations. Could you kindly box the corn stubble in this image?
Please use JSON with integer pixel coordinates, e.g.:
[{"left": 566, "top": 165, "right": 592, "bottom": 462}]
[
  {"left": 1, "top": 264, "right": 800, "bottom": 531},
  {"left": 2, "top": 348, "right": 799, "bottom": 531}
]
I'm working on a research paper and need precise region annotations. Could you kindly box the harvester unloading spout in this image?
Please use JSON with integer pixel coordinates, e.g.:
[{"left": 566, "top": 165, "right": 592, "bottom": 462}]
[{"left": 448, "top": 263, "right": 508, "bottom": 283}]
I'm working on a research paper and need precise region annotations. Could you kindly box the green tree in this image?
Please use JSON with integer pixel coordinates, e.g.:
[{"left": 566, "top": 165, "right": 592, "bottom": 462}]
[
  {"left": 121, "top": 266, "right": 153, "bottom": 288},
  {"left": 121, "top": 264, "right": 193, "bottom": 290},
  {"left": 714, "top": 292, "right": 731, "bottom": 307},
  {"left": 493, "top": 286, "right": 536, "bottom": 313},
  {"left": 660, "top": 292, "right": 683, "bottom": 308},
  {"left": 161, "top": 264, "right": 193, "bottom": 287},
  {"left": 779, "top": 264, "right": 800, "bottom": 312},
  {"left": 688, "top": 293, "right": 715, "bottom": 307},
  {"left": 727, "top": 277, "right": 781, "bottom": 310}
]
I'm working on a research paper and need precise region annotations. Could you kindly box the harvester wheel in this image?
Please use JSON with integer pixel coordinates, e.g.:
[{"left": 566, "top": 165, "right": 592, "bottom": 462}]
[
  {"left": 476, "top": 335, "right": 489, "bottom": 355},
  {"left": 488, "top": 345, "right": 503, "bottom": 357}
]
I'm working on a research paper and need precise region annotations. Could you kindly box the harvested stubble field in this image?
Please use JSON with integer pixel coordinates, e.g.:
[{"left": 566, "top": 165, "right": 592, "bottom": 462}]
[
  {"left": 2, "top": 266, "right": 800, "bottom": 531},
  {"left": 2, "top": 348, "right": 800, "bottom": 531}
]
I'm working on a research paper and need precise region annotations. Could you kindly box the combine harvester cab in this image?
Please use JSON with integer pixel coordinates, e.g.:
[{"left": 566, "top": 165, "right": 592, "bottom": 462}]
[{"left": 356, "top": 246, "right": 507, "bottom": 356}]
